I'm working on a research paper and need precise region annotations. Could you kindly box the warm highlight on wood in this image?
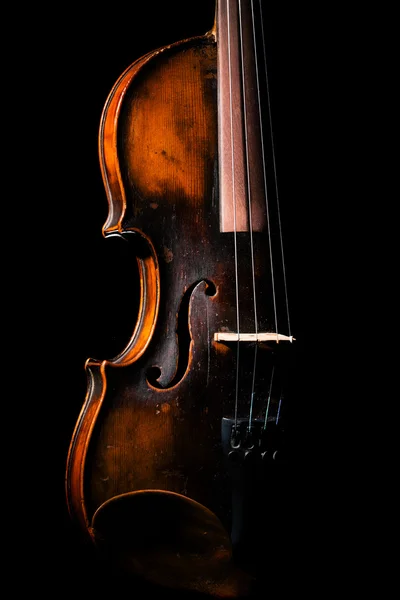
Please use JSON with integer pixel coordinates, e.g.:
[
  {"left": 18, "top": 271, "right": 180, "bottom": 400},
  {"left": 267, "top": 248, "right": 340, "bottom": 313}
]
[{"left": 65, "top": 2, "right": 295, "bottom": 598}]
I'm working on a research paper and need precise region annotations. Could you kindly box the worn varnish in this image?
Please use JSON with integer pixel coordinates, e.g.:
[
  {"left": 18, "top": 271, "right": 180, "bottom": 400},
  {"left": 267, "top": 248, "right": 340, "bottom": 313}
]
[{"left": 66, "top": 3, "right": 295, "bottom": 597}]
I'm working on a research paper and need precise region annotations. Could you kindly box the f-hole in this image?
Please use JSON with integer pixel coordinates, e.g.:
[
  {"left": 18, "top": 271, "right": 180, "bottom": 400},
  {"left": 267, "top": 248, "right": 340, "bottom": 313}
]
[{"left": 146, "top": 279, "right": 217, "bottom": 390}]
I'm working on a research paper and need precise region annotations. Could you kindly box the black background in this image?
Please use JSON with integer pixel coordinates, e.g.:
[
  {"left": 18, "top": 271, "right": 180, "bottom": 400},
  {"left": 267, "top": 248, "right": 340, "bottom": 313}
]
[{"left": 13, "top": 0, "right": 371, "bottom": 594}]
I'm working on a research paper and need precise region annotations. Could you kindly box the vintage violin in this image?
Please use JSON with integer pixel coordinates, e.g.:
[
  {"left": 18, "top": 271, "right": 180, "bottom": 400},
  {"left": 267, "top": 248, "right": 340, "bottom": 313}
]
[{"left": 66, "top": 0, "right": 296, "bottom": 596}]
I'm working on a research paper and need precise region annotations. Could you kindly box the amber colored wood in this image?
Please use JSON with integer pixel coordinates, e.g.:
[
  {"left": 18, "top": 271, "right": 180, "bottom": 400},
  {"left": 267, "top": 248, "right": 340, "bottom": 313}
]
[
  {"left": 66, "top": 30, "right": 218, "bottom": 536},
  {"left": 66, "top": 5, "right": 294, "bottom": 597}
]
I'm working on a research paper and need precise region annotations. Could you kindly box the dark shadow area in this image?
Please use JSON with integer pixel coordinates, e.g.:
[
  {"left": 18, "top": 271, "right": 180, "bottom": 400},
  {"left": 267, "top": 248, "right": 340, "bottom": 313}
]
[{"left": 16, "top": 1, "right": 345, "bottom": 597}]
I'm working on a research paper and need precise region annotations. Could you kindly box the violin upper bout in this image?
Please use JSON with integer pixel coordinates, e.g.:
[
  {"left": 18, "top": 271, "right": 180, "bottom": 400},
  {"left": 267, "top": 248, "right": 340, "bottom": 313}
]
[{"left": 99, "top": 35, "right": 217, "bottom": 236}]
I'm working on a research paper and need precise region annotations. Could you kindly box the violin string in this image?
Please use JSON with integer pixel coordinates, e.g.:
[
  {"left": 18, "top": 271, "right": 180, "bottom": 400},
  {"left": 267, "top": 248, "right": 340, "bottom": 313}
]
[
  {"left": 276, "top": 389, "right": 283, "bottom": 425},
  {"left": 227, "top": 0, "right": 241, "bottom": 428},
  {"left": 238, "top": 0, "right": 259, "bottom": 430},
  {"left": 263, "top": 364, "right": 275, "bottom": 428},
  {"left": 248, "top": 343, "right": 258, "bottom": 428},
  {"left": 254, "top": 0, "right": 278, "bottom": 335},
  {"left": 259, "top": 0, "right": 291, "bottom": 337},
  {"left": 251, "top": 0, "right": 279, "bottom": 431}
]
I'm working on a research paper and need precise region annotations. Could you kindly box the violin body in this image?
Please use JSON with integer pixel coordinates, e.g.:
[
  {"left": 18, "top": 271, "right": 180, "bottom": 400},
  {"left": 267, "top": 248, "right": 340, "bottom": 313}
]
[{"left": 66, "top": 4, "right": 295, "bottom": 597}]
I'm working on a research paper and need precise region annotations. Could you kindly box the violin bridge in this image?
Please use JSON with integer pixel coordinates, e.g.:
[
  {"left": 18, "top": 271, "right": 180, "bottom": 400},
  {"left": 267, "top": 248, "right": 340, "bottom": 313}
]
[{"left": 213, "top": 332, "right": 295, "bottom": 343}]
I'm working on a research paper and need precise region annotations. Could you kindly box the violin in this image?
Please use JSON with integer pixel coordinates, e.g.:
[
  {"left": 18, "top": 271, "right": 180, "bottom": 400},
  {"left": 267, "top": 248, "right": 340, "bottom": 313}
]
[{"left": 66, "top": 1, "right": 297, "bottom": 596}]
